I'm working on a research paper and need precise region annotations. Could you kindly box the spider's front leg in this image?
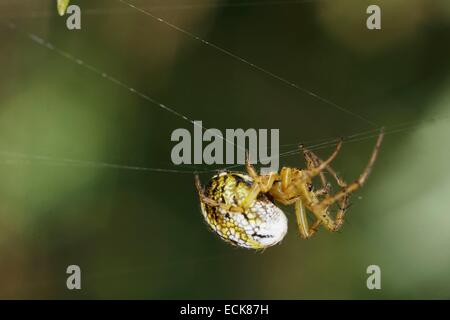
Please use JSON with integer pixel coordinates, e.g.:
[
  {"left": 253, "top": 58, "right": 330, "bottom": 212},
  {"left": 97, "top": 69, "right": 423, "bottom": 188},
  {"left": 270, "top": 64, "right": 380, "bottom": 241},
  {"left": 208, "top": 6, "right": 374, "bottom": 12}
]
[
  {"left": 301, "top": 142, "right": 349, "bottom": 228},
  {"left": 296, "top": 140, "right": 345, "bottom": 234},
  {"left": 301, "top": 145, "right": 328, "bottom": 189},
  {"left": 240, "top": 151, "right": 278, "bottom": 210},
  {"left": 245, "top": 151, "right": 277, "bottom": 191},
  {"left": 313, "top": 129, "right": 385, "bottom": 231},
  {"left": 303, "top": 145, "right": 347, "bottom": 188},
  {"left": 302, "top": 138, "right": 343, "bottom": 178},
  {"left": 301, "top": 146, "right": 334, "bottom": 197}
]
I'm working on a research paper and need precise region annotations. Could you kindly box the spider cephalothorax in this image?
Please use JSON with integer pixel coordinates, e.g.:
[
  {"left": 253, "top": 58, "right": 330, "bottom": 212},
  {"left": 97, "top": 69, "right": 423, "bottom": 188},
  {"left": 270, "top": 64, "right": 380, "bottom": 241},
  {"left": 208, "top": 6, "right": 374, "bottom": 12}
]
[{"left": 195, "top": 129, "right": 384, "bottom": 249}]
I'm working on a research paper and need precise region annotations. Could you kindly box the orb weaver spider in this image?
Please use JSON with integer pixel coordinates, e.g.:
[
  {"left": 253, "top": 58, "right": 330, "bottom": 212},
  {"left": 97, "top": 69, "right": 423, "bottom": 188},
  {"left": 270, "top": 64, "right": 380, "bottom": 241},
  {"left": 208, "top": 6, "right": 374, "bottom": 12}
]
[{"left": 195, "top": 129, "right": 384, "bottom": 249}]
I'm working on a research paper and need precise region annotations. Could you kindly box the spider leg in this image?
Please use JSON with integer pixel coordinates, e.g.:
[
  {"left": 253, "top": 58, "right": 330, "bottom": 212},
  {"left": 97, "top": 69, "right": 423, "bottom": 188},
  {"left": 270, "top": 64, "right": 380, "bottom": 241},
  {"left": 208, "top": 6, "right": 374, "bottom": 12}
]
[
  {"left": 304, "top": 147, "right": 347, "bottom": 188},
  {"left": 194, "top": 175, "right": 245, "bottom": 213},
  {"left": 294, "top": 199, "right": 321, "bottom": 239},
  {"left": 245, "top": 150, "right": 277, "bottom": 193},
  {"left": 299, "top": 144, "right": 338, "bottom": 233},
  {"left": 313, "top": 129, "right": 384, "bottom": 231},
  {"left": 240, "top": 184, "right": 262, "bottom": 210},
  {"left": 276, "top": 195, "right": 302, "bottom": 206},
  {"left": 281, "top": 167, "right": 292, "bottom": 192},
  {"left": 239, "top": 174, "right": 279, "bottom": 210},
  {"left": 302, "top": 138, "right": 343, "bottom": 178},
  {"left": 315, "top": 186, "right": 331, "bottom": 197},
  {"left": 301, "top": 145, "right": 328, "bottom": 189},
  {"left": 302, "top": 144, "right": 349, "bottom": 215},
  {"left": 304, "top": 145, "right": 351, "bottom": 230},
  {"left": 333, "top": 195, "right": 351, "bottom": 231},
  {"left": 303, "top": 148, "right": 347, "bottom": 187}
]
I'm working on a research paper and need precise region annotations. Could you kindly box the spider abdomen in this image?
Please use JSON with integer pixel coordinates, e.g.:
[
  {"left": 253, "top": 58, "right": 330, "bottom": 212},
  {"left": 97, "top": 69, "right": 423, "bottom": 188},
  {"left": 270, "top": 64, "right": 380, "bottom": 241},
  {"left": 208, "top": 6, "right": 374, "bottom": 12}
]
[{"left": 199, "top": 172, "right": 288, "bottom": 249}]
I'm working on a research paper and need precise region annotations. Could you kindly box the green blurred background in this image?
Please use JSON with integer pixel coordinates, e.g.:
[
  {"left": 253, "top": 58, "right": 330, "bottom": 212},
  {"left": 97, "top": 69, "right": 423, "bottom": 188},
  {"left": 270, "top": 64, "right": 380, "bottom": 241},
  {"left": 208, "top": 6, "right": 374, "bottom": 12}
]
[{"left": 0, "top": 0, "right": 449, "bottom": 299}]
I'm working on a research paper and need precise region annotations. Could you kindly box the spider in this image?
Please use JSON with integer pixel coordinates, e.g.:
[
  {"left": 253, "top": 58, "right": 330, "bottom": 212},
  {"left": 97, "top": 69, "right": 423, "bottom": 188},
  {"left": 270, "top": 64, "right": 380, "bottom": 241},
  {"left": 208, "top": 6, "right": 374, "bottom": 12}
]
[{"left": 195, "top": 129, "right": 384, "bottom": 249}]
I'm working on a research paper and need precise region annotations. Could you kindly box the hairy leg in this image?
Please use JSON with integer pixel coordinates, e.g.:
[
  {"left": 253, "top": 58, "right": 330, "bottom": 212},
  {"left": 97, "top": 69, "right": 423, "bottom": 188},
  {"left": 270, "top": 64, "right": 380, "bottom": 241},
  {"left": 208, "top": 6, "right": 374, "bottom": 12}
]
[
  {"left": 317, "top": 129, "right": 384, "bottom": 210},
  {"left": 302, "top": 139, "right": 343, "bottom": 178},
  {"left": 295, "top": 199, "right": 320, "bottom": 239},
  {"left": 313, "top": 129, "right": 384, "bottom": 231}
]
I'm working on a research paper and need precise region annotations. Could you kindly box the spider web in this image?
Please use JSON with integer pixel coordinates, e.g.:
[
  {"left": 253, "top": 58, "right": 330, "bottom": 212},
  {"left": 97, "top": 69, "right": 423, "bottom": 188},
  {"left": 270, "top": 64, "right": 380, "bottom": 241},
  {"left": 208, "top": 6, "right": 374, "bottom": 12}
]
[
  {"left": 1, "top": 1, "right": 377, "bottom": 173},
  {"left": 0, "top": 4, "right": 445, "bottom": 175},
  {"left": 1, "top": 0, "right": 448, "bottom": 195}
]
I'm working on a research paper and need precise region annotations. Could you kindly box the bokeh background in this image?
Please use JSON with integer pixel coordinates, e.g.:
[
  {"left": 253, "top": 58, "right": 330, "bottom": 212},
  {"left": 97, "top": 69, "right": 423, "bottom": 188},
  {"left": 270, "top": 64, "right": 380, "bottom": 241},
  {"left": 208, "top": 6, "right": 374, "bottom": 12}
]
[{"left": 0, "top": 0, "right": 449, "bottom": 299}]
